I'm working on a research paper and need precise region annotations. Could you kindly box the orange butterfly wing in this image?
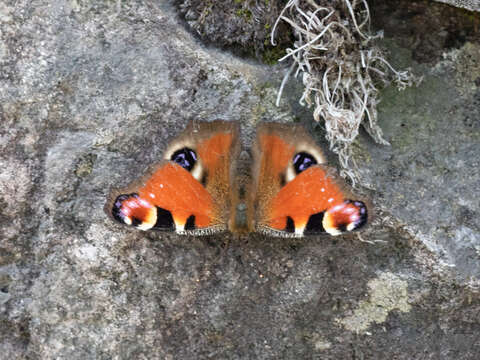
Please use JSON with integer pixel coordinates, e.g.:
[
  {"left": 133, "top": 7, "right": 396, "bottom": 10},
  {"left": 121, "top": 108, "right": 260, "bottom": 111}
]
[
  {"left": 252, "top": 123, "right": 368, "bottom": 237},
  {"left": 105, "top": 121, "right": 239, "bottom": 235}
]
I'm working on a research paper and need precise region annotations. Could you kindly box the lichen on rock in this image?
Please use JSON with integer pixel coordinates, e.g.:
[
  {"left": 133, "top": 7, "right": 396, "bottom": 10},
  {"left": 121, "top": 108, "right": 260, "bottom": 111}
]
[{"left": 338, "top": 272, "right": 411, "bottom": 333}]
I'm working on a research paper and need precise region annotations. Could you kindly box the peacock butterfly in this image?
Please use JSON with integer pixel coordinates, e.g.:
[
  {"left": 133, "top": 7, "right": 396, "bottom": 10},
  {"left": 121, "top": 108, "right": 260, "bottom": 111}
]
[{"left": 105, "top": 121, "right": 369, "bottom": 237}]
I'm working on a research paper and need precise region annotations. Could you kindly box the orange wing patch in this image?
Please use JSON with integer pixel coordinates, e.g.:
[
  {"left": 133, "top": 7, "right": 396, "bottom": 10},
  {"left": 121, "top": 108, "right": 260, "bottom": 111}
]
[
  {"left": 197, "top": 133, "right": 233, "bottom": 176},
  {"left": 139, "top": 162, "right": 214, "bottom": 227},
  {"left": 267, "top": 166, "right": 344, "bottom": 230},
  {"left": 258, "top": 135, "right": 295, "bottom": 177}
]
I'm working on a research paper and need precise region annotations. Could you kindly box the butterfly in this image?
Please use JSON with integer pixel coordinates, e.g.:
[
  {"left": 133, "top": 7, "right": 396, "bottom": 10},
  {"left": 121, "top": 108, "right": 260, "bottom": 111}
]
[{"left": 104, "top": 121, "right": 369, "bottom": 237}]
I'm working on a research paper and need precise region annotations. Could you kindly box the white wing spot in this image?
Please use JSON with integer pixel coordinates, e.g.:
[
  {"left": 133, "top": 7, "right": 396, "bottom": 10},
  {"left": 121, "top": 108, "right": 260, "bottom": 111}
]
[
  {"left": 328, "top": 198, "right": 334, "bottom": 203},
  {"left": 321, "top": 188, "right": 325, "bottom": 192}
]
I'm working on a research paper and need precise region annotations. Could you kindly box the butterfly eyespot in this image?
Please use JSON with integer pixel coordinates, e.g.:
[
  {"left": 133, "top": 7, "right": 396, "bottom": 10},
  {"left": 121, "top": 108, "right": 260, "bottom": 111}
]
[
  {"left": 321, "top": 199, "right": 368, "bottom": 235},
  {"left": 112, "top": 193, "right": 139, "bottom": 224},
  {"left": 110, "top": 192, "right": 175, "bottom": 231},
  {"left": 170, "top": 147, "right": 197, "bottom": 171},
  {"left": 292, "top": 152, "right": 318, "bottom": 174}
]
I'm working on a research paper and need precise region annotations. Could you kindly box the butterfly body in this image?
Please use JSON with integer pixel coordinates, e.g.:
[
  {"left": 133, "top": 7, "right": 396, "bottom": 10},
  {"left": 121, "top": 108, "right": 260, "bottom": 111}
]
[{"left": 105, "top": 121, "right": 368, "bottom": 237}]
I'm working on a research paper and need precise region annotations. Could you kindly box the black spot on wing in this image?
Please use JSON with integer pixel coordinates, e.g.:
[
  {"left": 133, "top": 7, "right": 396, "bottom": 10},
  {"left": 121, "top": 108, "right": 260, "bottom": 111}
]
[
  {"left": 293, "top": 152, "right": 318, "bottom": 174},
  {"left": 185, "top": 215, "right": 196, "bottom": 231},
  {"left": 305, "top": 212, "right": 326, "bottom": 235},
  {"left": 153, "top": 207, "right": 175, "bottom": 230},
  {"left": 285, "top": 216, "right": 295, "bottom": 233},
  {"left": 171, "top": 148, "right": 197, "bottom": 171},
  {"left": 131, "top": 218, "right": 142, "bottom": 227}
]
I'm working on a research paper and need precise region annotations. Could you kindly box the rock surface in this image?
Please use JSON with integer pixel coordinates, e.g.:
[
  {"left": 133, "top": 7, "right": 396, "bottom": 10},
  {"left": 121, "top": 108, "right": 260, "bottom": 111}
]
[
  {"left": 0, "top": 0, "right": 479, "bottom": 359},
  {"left": 435, "top": 0, "right": 480, "bottom": 12}
]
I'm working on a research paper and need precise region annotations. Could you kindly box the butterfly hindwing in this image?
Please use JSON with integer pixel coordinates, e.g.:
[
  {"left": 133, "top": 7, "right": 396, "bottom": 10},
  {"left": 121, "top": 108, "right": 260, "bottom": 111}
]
[
  {"left": 105, "top": 121, "right": 239, "bottom": 235},
  {"left": 251, "top": 123, "right": 368, "bottom": 237}
]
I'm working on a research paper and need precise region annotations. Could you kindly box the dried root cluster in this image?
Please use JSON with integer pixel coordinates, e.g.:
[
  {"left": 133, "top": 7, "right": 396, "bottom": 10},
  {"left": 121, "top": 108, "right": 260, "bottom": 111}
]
[{"left": 272, "top": 0, "right": 417, "bottom": 182}]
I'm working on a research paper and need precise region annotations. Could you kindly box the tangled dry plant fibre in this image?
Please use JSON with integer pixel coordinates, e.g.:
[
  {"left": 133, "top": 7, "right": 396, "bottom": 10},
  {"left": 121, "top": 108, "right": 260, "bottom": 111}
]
[{"left": 272, "top": 0, "right": 418, "bottom": 184}]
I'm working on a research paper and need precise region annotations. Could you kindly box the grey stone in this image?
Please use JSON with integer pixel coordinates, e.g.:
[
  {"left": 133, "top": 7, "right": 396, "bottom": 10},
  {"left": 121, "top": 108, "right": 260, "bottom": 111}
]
[
  {"left": 359, "top": 40, "right": 480, "bottom": 281},
  {"left": 0, "top": 1, "right": 479, "bottom": 359},
  {"left": 435, "top": 0, "right": 480, "bottom": 12}
]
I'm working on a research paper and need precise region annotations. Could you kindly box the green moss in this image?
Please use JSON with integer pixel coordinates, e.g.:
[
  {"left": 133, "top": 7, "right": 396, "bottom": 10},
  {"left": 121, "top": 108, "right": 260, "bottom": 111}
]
[
  {"left": 235, "top": 8, "right": 252, "bottom": 21},
  {"left": 261, "top": 46, "right": 286, "bottom": 65}
]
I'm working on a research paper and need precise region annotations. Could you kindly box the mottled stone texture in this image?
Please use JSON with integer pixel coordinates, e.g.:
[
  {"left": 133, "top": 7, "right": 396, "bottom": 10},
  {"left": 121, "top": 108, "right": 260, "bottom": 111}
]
[
  {"left": 0, "top": 0, "right": 479, "bottom": 359},
  {"left": 436, "top": 0, "right": 480, "bottom": 12}
]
